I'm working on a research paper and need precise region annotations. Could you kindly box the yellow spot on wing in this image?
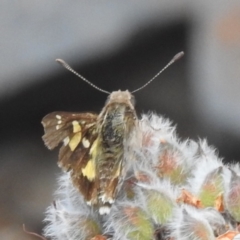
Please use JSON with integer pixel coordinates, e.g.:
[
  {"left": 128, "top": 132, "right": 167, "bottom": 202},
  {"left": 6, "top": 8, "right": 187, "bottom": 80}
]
[
  {"left": 72, "top": 121, "right": 81, "bottom": 133},
  {"left": 81, "top": 138, "right": 98, "bottom": 180},
  {"left": 90, "top": 139, "right": 98, "bottom": 155},
  {"left": 69, "top": 132, "right": 81, "bottom": 151},
  {"left": 82, "top": 160, "right": 95, "bottom": 181},
  {"left": 56, "top": 115, "right": 61, "bottom": 119}
]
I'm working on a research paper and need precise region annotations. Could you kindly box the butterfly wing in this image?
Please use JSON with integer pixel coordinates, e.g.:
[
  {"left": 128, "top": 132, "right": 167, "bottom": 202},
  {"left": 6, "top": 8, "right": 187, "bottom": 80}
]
[{"left": 42, "top": 111, "right": 99, "bottom": 201}]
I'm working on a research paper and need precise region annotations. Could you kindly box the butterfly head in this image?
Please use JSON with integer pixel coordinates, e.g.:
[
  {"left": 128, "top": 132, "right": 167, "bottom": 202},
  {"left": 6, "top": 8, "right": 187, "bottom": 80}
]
[{"left": 106, "top": 90, "right": 135, "bottom": 109}]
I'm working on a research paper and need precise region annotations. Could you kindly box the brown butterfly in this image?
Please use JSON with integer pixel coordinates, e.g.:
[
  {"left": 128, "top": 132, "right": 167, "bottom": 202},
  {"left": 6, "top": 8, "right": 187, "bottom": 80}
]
[{"left": 42, "top": 52, "right": 184, "bottom": 214}]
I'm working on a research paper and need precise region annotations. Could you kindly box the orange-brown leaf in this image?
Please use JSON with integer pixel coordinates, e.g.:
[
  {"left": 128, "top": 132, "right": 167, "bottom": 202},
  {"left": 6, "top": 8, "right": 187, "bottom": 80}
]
[
  {"left": 177, "top": 189, "right": 203, "bottom": 208},
  {"left": 158, "top": 149, "right": 177, "bottom": 176},
  {"left": 124, "top": 206, "right": 139, "bottom": 225},
  {"left": 216, "top": 230, "right": 239, "bottom": 240},
  {"left": 90, "top": 235, "right": 107, "bottom": 240},
  {"left": 214, "top": 193, "right": 225, "bottom": 212},
  {"left": 135, "top": 171, "right": 151, "bottom": 183}
]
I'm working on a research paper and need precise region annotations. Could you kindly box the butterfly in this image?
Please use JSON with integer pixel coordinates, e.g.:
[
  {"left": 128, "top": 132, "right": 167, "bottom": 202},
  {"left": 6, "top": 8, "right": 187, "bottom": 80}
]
[{"left": 41, "top": 52, "right": 184, "bottom": 215}]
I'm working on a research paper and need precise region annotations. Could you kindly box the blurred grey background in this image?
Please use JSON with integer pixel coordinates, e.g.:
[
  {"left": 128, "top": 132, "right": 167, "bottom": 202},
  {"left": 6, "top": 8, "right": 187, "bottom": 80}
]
[{"left": 1, "top": 1, "right": 240, "bottom": 239}]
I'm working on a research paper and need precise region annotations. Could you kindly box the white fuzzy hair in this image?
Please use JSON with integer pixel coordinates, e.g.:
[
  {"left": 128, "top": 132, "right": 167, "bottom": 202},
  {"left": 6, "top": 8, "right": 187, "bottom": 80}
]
[
  {"left": 169, "top": 205, "right": 217, "bottom": 240},
  {"left": 43, "top": 172, "right": 101, "bottom": 240}
]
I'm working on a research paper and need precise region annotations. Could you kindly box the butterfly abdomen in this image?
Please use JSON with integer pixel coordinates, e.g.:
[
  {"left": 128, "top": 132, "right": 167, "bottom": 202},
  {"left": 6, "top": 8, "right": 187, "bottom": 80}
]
[{"left": 95, "top": 104, "right": 128, "bottom": 214}]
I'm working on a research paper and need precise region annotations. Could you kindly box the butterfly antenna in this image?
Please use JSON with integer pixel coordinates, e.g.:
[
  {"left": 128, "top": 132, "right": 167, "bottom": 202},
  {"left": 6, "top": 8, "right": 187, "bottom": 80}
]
[
  {"left": 56, "top": 59, "right": 110, "bottom": 94},
  {"left": 131, "top": 51, "right": 184, "bottom": 93}
]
